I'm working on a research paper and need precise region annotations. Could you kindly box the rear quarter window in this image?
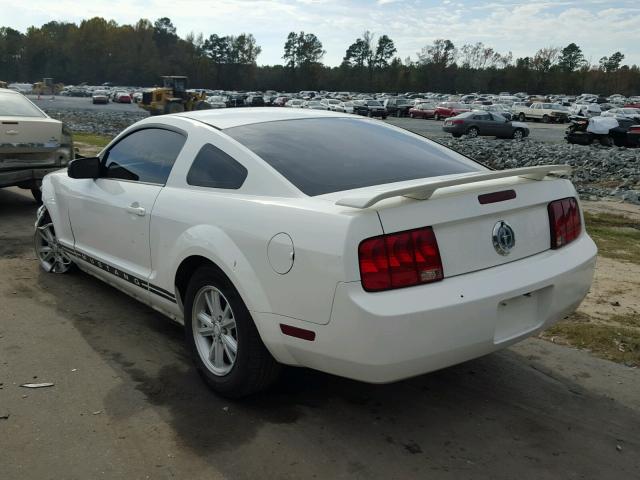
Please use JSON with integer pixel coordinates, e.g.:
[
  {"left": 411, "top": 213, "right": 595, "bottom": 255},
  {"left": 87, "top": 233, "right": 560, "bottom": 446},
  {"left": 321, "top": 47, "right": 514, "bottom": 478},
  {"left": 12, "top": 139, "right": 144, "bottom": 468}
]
[
  {"left": 187, "top": 143, "right": 248, "bottom": 189},
  {"left": 224, "top": 118, "right": 482, "bottom": 196}
]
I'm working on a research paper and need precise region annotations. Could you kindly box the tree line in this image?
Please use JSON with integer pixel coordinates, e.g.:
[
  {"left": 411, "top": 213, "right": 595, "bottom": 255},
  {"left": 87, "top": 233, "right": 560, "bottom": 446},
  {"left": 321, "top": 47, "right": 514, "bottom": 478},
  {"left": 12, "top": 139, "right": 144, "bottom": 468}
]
[{"left": 1, "top": 17, "right": 638, "bottom": 95}]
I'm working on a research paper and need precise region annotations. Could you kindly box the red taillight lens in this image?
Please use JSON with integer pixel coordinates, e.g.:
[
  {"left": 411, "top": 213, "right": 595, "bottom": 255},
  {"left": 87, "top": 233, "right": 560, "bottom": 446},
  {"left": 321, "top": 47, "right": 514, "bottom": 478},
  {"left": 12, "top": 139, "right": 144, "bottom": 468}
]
[
  {"left": 359, "top": 227, "right": 443, "bottom": 292},
  {"left": 548, "top": 197, "right": 582, "bottom": 249}
]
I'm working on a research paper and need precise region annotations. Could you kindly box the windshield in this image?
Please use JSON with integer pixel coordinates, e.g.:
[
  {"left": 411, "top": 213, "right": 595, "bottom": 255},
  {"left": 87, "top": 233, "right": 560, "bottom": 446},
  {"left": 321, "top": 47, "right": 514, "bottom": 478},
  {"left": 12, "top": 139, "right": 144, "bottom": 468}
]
[
  {"left": 225, "top": 118, "right": 482, "bottom": 196},
  {"left": 0, "top": 93, "right": 46, "bottom": 117},
  {"left": 367, "top": 100, "right": 382, "bottom": 106}
]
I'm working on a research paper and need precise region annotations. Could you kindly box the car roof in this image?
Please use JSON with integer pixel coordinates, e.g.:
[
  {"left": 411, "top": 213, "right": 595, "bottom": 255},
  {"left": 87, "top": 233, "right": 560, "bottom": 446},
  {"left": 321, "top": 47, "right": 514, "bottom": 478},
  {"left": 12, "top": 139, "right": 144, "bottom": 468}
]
[{"left": 178, "top": 107, "right": 350, "bottom": 129}]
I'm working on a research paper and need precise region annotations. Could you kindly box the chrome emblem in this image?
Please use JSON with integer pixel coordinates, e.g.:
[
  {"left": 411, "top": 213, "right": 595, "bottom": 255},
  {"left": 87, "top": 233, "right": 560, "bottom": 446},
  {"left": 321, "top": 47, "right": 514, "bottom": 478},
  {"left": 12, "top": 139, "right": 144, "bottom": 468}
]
[{"left": 492, "top": 220, "right": 515, "bottom": 256}]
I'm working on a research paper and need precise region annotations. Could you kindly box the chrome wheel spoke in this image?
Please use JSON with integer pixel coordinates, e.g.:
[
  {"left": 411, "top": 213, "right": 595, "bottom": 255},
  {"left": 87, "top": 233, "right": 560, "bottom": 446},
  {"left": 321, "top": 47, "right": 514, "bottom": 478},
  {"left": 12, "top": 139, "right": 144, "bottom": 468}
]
[{"left": 193, "top": 286, "right": 238, "bottom": 376}]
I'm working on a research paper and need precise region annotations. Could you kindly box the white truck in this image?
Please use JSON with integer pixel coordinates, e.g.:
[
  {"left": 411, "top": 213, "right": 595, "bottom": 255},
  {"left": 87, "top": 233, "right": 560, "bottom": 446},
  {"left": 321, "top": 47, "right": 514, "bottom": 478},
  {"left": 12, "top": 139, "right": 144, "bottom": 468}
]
[{"left": 512, "top": 102, "right": 569, "bottom": 123}]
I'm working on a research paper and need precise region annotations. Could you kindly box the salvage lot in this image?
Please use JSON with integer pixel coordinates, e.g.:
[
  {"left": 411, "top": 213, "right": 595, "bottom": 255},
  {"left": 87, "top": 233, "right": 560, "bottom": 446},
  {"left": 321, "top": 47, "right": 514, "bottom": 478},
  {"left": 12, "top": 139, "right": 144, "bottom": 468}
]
[{"left": 1, "top": 186, "right": 639, "bottom": 479}]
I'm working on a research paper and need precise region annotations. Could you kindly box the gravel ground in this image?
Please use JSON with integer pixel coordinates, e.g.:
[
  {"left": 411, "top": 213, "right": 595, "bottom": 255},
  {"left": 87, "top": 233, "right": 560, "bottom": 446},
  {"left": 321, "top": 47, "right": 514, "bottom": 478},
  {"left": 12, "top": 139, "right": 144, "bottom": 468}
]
[{"left": 437, "top": 137, "right": 640, "bottom": 204}]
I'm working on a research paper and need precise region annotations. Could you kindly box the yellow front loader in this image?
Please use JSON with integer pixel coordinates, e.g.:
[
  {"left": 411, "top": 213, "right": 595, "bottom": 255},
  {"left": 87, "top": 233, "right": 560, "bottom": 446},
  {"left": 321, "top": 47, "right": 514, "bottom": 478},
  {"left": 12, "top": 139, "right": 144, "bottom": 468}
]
[{"left": 139, "top": 76, "right": 211, "bottom": 115}]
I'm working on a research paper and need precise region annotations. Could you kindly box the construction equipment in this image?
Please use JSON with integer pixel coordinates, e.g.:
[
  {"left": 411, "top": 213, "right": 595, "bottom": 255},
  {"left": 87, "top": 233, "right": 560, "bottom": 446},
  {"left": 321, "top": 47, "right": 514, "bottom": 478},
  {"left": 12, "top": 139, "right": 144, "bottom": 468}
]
[
  {"left": 0, "top": 81, "right": 7, "bottom": 89},
  {"left": 139, "top": 76, "right": 211, "bottom": 115},
  {"left": 33, "top": 78, "right": 64, "bottom": 96}
]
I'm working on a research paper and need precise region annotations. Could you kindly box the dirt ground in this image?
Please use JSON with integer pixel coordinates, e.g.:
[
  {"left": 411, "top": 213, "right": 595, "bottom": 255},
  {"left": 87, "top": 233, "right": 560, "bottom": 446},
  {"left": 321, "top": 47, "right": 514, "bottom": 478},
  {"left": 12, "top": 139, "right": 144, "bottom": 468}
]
[{"left": 1, "top": 188, "right": 639, "bottom": 480}]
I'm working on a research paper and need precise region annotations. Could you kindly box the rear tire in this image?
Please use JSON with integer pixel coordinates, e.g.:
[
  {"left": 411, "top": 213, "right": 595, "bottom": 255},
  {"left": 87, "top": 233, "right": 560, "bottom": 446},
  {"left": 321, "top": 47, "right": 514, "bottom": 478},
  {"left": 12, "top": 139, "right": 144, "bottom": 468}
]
[
  {"left": 434, "top": 113, "right": 440, "bottom": 121},
  {"left": 518, "top": 113, "right": 526, "bottom": 122},
  {"left": 542, "top": 114, "right": 550, "bottom": 123},
  {"left": 164, "top": 102, "right": 185, "bottom": 114},
  {"left": 31, "top": 187, "right": 43, "bottom": 205},
  {"left": 467, "top": 126, "right": 479, "bottom": 138},
  {"left": 184, "top": 265, "right": 281, "bottom": 398},
  {"left": 512, "top": 128, "right": 524, "bottom": 140}
]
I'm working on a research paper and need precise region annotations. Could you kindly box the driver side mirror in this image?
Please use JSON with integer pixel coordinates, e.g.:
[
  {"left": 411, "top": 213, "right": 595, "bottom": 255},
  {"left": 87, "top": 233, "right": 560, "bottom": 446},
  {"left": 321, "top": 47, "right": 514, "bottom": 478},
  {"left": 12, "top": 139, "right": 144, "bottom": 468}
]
[{"left": 68, "top": 156, "right": 100, "bottom": 179}]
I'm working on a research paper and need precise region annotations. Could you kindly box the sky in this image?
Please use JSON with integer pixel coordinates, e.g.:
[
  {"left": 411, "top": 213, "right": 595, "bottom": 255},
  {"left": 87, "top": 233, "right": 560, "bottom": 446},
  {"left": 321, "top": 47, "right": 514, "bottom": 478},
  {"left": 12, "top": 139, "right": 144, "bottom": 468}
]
[{"left": 0, "top": 0, "right": 638, "bottom": 66}]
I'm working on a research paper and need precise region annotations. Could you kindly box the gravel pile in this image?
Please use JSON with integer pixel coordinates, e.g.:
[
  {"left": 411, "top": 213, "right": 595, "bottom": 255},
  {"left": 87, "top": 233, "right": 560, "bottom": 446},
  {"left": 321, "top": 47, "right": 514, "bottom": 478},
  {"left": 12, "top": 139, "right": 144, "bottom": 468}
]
[
  {"left": 43, "top": 108, "right": 148, "bottom": 137},
  {"left": 437, "top": 137, "right": 640, "bottom": 204}
]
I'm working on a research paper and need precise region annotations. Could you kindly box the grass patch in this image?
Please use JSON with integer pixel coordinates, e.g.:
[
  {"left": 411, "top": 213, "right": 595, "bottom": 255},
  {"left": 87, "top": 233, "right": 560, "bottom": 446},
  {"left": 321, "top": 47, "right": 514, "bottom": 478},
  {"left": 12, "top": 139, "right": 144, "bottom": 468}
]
[
  {"left": 544, "top": 315, "right": 640, "bottom": 366},
  {"left": 72, "top": 132, "right": 113, "bottom": 148},
  {"left": 584, "top": 212, "right": 640, "bottom": 264}
]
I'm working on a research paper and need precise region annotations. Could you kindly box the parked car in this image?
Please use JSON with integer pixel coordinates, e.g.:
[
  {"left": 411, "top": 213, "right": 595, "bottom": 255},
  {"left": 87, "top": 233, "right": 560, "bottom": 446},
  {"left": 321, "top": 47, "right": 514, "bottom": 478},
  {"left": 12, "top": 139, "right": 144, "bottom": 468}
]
[
  {"left": 0, "top": 89, "right": 74, "bottom": 202},
  {"left": 473, "top": 104, "right": 513, "bottom": 120},
  {"left": 273, "top": 96, "right": 290, "bottom": 107},
  {"left": 35, "top": 108, "right": 596, "bottom": 397},
  {"left": 434, "top": 102, "right": 470, "bottom": 120},
  {"left": 114, "top": 92, "right": 132, "bottom": 103},
  {"left": 303, "top": 100, "right": 328, "bottom": 110},
  {"left": 408, "top": 102, "right": 437, "bottom": 119},
  {"left": 205, "top": 96, "right": 228, "bottom": 109},
  {"left": 285, "top": 99, "right": 304, "bottom": 108},
  {"left": 601, "top": 107, "right": 640, "bottom": 123},
  {"left": 383, "top": 98, "right": 414, "bottom": 117},
  {"left": 569, "top": 104, "right": 602, "bottom": 118},
  {"left": 513, "top": 103, "right": 568, "bottom": 123},
  {"left": 443, "top": 111, "right": 529, "bottom": 140},
  {"left": 321, "top": 99, "right": 342, "bottom": 111},
  {"left": 91, "top": 90, "right": 109, "bottom": 104},
  {"left": 245, "top": 95, "right": 265, "bottom": 107},
  {"left": 353, "top": 100, "right": 387, "bottom": 118},
  {"left": 333, "top": 101, "right": 355, "bottom": 114}
]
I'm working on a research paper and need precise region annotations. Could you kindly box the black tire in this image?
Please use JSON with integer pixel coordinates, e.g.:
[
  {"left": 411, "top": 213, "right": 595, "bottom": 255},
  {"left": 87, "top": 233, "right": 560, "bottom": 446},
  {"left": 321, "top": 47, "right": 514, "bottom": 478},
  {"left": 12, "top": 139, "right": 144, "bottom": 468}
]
[
  {"left": 518, "top": 113, "right": 526, "bottom": 122},
  {"left": 434, "top": 113, "right": 440, "bottom": 121},
  {"left": 452, "top": 133, "right": 462, "bottom": 138},
  {"left": 164, "top": 102, "right": 185, "bottom": 114},
  {"left": 599, "top": 135, "right": 613, "bottom": 147},
  {"left": 194, "top": 100, "right": 211, "bottom": 111},
  {"left": 184, "top": 265, "right": 281, "bottom": 398},
  {"left": 542, "top": 114, "right": 550, "bottom": 123},
  {"left": 382, "top": 115, "right": 387, "bottom": 120},
  {"left": 467, "top": 126, "right": 479, "bottom": 138},
  {"left": 512, "top": 128, "right": 525, "bottom": 140},
  {"left": 31, "top": 187, "right": 43, "bottom": 205}
]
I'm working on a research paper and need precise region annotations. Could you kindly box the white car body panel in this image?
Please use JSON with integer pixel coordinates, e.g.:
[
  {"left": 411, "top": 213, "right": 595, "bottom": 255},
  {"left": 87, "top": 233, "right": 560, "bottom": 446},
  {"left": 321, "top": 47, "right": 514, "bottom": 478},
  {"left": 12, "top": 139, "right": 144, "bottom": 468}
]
[{"left": 40, "top": 108, "right": 597, "bottom": 384}]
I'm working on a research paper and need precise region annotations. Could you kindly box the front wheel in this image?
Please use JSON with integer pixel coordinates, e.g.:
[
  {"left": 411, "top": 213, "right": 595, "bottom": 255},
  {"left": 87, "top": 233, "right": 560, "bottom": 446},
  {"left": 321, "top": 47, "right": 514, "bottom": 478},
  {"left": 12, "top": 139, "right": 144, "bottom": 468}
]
[
  {"left": 467, "top": 127, "right": 479, "bottom": 138},
  {"left": 34, "top": 207, "right": 74, "bottom": 274},
  {"left": 542, "top": 115, "right": 550, "bottom": 123},
  {"left": 512, "top": 128, "right": 525, "bottom": 140},
  {"left": 184, "top": 266, "right": 281, "bottom": 398},
  {"left": 518, "top": 113, "right": 526, "bottom": 122}
]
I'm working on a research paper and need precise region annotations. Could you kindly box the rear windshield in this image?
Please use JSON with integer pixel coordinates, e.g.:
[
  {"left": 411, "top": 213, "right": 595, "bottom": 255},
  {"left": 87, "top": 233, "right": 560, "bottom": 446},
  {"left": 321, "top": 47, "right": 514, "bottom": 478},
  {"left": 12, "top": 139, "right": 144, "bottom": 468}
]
[
  {"left": 225, "top": 118, "right": 482, "bottom": 196},
  {"left": 0, "top": 93, "right": 46, "bottom": 117}
]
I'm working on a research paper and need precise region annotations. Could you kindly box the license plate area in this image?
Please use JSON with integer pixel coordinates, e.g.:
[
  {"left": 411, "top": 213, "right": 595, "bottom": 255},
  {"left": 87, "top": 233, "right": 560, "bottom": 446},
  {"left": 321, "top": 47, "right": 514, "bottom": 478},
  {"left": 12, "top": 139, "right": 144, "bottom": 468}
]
[{"left": 494, "top": 286, "right": 552, "bottom": 343}]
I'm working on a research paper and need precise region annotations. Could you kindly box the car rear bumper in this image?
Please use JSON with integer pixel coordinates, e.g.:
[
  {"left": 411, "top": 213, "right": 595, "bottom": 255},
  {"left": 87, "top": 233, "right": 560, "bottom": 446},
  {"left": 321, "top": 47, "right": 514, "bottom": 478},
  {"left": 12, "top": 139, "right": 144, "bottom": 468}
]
[
  {"left": 0, "top": 167, "right": 65, "bottom": 188},
  {"left": 256, "top": 233, "right": 597, "bottom": 383}
]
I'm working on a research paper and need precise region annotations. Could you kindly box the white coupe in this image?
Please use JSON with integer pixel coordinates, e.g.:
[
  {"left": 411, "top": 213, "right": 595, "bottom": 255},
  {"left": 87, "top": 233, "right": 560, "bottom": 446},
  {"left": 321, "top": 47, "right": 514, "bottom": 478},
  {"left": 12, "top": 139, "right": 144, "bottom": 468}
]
[{"left": 36, "top": 108, "right": 597, "bottom": 397}]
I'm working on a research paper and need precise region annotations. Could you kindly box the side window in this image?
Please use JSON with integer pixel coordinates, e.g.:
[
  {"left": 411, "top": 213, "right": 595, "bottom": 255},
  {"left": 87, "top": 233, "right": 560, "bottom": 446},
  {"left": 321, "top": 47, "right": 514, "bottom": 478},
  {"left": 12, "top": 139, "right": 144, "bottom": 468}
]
[
  {"left": 102, "top": 128, "right": 186, "bottom": 184},
  {"left": 187, "top": 143, "right": 248, "bottom": 190}
]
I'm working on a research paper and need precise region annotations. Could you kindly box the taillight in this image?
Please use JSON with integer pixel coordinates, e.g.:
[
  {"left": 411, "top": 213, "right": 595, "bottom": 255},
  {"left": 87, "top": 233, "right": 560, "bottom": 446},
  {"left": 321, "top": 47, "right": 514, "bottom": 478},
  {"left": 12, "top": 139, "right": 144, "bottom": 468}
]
[
  {"left": 358, "top": 227, "right": 443, "bottom": 292},
  {"left": 548, "top": 197, "right": 582, "bottom": 249}
]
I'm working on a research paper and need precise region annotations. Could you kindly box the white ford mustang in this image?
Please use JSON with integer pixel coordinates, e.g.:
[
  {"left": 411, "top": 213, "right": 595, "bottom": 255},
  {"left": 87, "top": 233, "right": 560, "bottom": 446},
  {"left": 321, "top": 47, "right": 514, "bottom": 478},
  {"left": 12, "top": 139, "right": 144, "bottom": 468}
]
[{"left": 35, "top": 108, "right": 597, "bottom": 397}]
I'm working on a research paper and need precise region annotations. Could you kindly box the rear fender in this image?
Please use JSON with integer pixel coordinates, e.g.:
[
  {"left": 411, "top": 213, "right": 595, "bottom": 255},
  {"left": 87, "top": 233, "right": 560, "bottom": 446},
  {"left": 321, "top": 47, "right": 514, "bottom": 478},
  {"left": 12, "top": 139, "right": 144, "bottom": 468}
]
[{"left": 167, "top": 224, "right": 272, "bottom": 315}]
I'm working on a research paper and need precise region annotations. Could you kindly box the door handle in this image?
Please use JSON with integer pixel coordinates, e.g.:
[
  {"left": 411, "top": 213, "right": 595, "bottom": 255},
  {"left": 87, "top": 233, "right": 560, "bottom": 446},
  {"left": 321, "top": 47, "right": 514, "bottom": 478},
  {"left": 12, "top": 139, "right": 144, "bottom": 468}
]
[{"left": 126, "top": 203, "right": 146, "bottom": 216}]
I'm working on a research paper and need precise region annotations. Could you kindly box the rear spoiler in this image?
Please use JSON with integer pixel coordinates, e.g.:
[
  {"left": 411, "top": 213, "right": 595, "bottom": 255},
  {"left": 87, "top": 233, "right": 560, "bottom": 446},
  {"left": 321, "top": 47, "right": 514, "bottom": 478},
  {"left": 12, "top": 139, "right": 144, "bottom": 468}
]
[{"left": 335, "top": 165, "right": 572, "bottom": 209}]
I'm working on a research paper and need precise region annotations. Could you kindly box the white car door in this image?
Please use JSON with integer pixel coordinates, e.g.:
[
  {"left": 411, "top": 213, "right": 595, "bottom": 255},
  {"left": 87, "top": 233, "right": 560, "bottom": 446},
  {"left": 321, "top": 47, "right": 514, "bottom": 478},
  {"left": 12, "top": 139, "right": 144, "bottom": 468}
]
[{"left": 67, "top": 127, "right": 186, "bottom": 294}]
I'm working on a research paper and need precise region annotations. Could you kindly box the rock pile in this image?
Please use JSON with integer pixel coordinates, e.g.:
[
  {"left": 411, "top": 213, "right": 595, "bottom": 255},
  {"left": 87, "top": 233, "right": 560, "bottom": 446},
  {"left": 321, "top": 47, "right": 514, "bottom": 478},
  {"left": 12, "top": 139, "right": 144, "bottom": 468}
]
[
  {"left": 437, "top": 137, "right": 640, "bottom": 204},
  {"left": 43, "top": 108, "right": 148, "bottom": 137}
]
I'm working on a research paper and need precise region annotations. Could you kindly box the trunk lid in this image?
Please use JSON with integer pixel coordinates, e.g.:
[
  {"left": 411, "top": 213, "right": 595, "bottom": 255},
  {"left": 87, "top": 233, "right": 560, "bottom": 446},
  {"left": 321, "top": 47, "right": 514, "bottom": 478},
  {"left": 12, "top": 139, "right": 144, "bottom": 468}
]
[
  {"left": 0, "top": 117, "right": 63, "bottom": 170},
  {"left": 374, "top": 177, "right": 563, "bottom": 277}
]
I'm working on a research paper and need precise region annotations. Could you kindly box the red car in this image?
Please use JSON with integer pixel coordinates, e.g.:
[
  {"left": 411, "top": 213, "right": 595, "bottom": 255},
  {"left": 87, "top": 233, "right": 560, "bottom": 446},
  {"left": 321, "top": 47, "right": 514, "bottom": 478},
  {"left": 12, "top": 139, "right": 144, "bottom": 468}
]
[
  {"left": 409, "top": 102, "right": 437, "bottom": 119},
  {"left": 624, "top": 102, "right": 640, "bottom": 109},
  {"left": 114, "top": 92, "right": 132, "bottom": 103},
  {"left": 434, "top": 102, "right": 470, "bottom": 120}
]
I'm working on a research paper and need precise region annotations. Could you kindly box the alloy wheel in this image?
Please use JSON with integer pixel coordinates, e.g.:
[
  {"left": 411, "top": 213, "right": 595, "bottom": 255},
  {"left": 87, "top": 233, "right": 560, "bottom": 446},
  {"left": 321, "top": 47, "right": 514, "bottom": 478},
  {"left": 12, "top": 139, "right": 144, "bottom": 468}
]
[
  {"left": 34, "top": 210, "right": 73, "bottom": 273},
  {"left": 192, "top": 286, "right": 238, "bottom": 376}
]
